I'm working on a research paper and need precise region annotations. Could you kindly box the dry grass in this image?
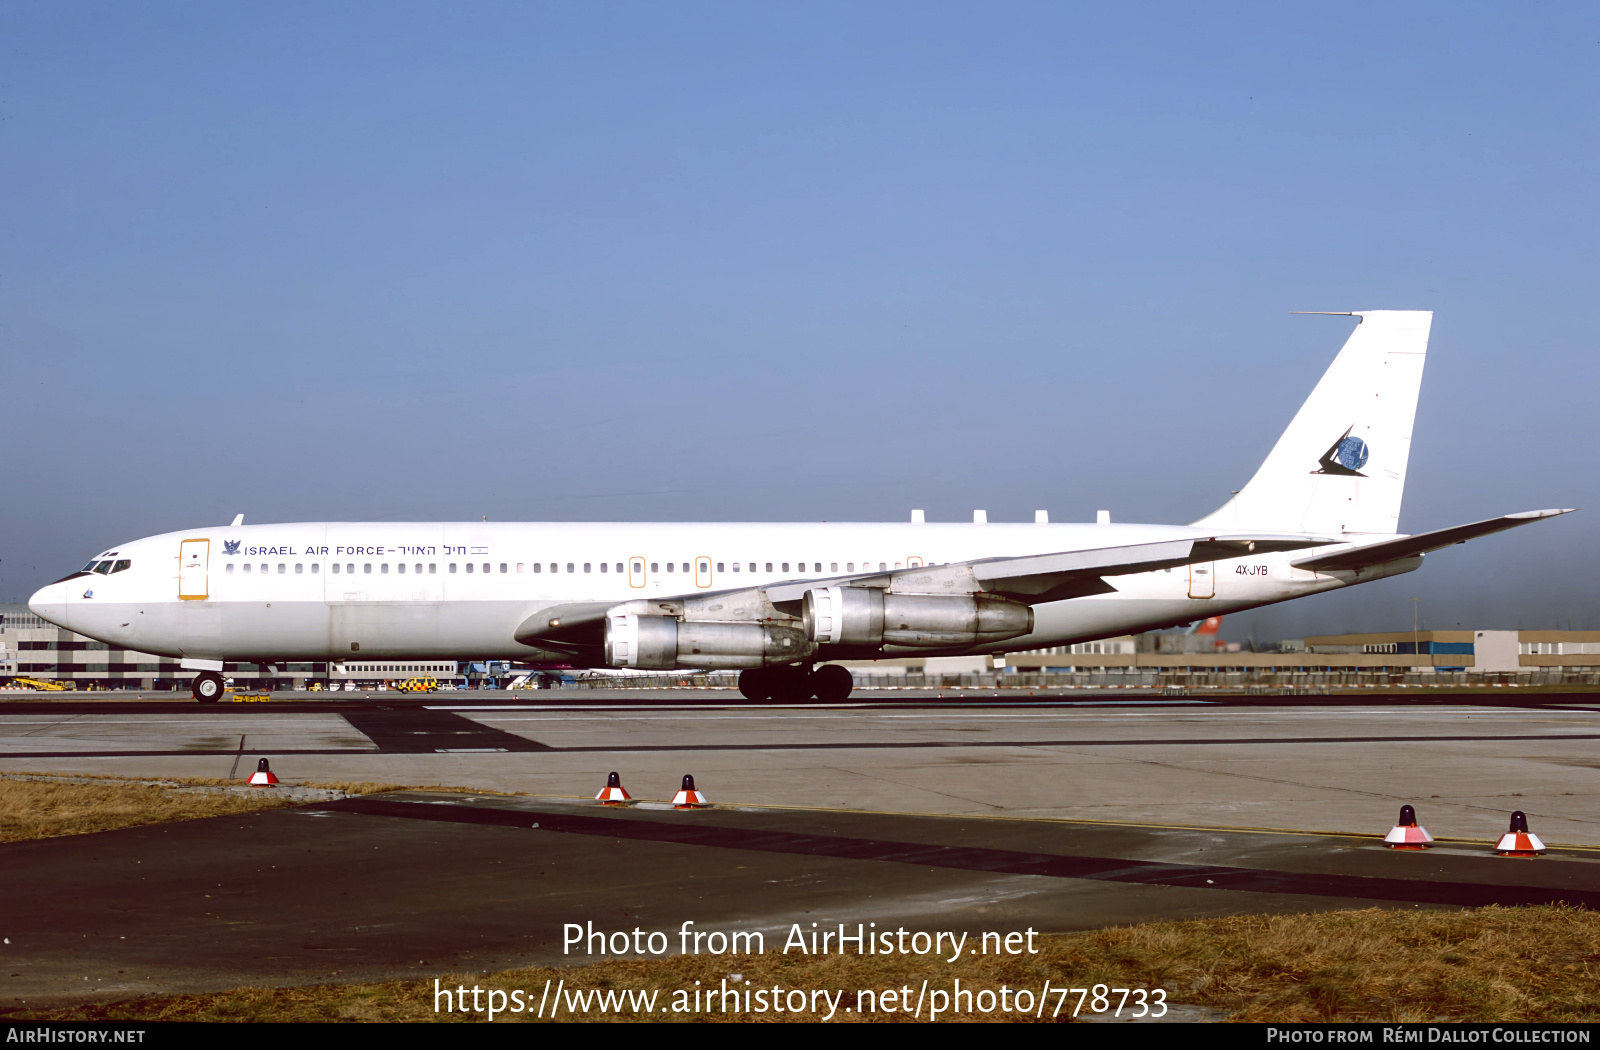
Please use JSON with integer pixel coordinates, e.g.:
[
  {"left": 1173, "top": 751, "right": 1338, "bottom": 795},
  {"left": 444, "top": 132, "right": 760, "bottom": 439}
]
[
  {"left": 1068, "top": 906, "right": 1600, "bottom": 1022},
  {"left": 0, "top": 774, "right": 518, "bottom": 844},
  {"left": 0, "top": 776, "right": 301, "bottom": 842},
  {"left": 7, "top": 906, "right": 1597, "bottom": 1023}
]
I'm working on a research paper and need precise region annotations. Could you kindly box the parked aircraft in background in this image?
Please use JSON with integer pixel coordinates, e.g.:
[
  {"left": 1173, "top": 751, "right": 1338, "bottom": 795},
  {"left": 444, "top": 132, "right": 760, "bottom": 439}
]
[{"left": 29, "top": 311, "right": 1570, "bottom": 702}]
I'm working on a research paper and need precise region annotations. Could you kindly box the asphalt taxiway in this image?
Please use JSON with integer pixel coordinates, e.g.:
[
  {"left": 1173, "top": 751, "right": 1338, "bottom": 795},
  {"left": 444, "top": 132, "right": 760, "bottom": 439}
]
[
  {"left": 3, "top": 693, "right": 1597, "bottom": 842},
  {"left": 2, "top": 693, "right": 1597, "bottom": 1005}
]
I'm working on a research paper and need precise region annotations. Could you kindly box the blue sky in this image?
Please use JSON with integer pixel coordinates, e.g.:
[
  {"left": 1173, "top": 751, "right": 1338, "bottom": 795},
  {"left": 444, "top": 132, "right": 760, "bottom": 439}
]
[{"left": 5, "top": 2, "right": 1596, "bottom": 639}]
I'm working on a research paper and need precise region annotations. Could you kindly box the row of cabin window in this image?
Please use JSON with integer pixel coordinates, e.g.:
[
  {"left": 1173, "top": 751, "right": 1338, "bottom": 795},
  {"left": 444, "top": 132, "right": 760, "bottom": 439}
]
[
  {"left": 527, "top": 562, "right": 881, "bottom": 574},
  {"left": 224, "top": 560, "right": 907, "bottom": 577},
  {"left": 526, "top": 562, "right": 902, "bottom": 574}
]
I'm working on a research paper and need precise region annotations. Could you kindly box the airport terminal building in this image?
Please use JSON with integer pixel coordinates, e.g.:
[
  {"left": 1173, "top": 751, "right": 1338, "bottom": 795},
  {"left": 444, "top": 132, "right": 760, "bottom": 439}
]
[
  {"left": 0, "top": 604, "right": 459, "bottom": 691},
  {"left": 990, "top": 629, "right": 1600, "bottom": 689}
]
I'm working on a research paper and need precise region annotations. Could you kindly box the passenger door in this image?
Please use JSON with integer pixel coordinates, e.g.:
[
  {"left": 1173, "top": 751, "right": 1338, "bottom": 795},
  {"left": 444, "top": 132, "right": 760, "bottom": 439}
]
[{"left": 179, "top": 539, "right": 209, "bottom": 600}]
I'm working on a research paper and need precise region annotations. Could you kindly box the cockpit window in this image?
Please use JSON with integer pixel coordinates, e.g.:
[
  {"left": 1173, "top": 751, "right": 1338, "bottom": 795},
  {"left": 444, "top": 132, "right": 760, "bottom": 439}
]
[
  {"left": 92, "top": 561, "right": 114, "bottom": 574},
  {"left": 111, "top": 560, "right": 132, "bottom": 573},
  {"left": 81, "top": 561, "right": 99, "bottom": 573}
]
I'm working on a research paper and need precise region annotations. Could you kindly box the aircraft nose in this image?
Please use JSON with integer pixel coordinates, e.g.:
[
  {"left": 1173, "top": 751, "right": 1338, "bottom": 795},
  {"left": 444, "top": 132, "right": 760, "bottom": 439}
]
[{"left": 29, "top": 581, "right": 72, "bottom": 630}]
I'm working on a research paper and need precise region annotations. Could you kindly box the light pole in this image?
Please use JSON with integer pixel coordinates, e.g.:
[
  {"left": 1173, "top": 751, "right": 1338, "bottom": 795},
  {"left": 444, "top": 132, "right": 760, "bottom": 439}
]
[{"left": 1410, "top": 596, "right": 1422, "bottom": 676}]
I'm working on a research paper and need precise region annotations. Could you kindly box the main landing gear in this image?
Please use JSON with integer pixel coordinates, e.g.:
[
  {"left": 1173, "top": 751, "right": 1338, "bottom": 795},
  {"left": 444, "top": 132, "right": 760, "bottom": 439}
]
[
  {"left": 737, "top": 663, "right": 854, "bottom": 703},
  {"left": 191, "top": 671, "right": 224, "bottom": 703}
]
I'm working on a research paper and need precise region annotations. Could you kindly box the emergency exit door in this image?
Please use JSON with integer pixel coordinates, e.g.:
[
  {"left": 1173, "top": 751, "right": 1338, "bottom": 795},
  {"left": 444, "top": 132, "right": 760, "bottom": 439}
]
[{"left": 1187, "top": 562, "right": 1215, "bottom": 600}]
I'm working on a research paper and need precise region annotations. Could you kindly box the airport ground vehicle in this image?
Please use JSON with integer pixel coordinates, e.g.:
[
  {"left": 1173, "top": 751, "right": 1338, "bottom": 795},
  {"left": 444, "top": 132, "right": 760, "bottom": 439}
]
[
  {"left": 395, "top": 676, "right": 438, "bottom": 693},
  {"left": 26, "top": 311, "right": 1572, "bottom": 703},
  {"left": 11, "top": 676, "right": 74, "bottom": 691}
]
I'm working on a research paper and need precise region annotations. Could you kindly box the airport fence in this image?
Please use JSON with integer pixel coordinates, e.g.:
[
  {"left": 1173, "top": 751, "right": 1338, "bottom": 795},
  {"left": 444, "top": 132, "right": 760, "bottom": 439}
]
[
  {"left": 560, "top": 669, "right": 1600, "bottom": 692},
  {"left": 18, "top": 669, "right": 1599, "bottom": 694}
]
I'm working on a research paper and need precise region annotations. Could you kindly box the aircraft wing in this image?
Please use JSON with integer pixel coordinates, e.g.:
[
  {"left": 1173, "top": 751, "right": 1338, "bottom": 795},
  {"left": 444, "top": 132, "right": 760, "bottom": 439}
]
[
  {"left": 516, "top": 531, "right": 1339, "bottom": 648},
  {"left": 764, "top": 533, "right": 1338, "bottom": 605},
  {"left": 1290, "top": 509, "right": 1575, "bottom": 573}
]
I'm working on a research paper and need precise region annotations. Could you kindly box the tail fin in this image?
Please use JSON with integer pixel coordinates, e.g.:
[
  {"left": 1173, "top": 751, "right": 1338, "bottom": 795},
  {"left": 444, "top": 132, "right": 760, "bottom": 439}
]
[{"left": 1193, "top": 310, "right": 1431, "bottom": 537}]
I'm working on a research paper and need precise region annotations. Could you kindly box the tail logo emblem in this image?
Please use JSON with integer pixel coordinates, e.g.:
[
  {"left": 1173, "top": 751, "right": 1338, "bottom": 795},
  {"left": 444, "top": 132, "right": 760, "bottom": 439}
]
[{"left": 1313, "top": 427, "right": 1369, "bottom": 477}]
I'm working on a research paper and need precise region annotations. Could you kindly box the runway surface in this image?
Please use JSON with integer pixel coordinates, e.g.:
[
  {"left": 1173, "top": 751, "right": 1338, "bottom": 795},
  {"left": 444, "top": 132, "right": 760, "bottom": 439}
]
[
  {"left": 2, "top": 693, "right": 1597, "bottom": 1005},
  {"left": 2, "top": 693, "right": 1597, "bottom": 843}
]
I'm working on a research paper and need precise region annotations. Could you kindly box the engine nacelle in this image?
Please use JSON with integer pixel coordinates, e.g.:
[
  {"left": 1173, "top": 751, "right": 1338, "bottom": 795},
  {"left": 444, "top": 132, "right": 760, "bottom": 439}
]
[
  {"left": 604, "top": 612, "right": 813, "bottom": 669},
  {"left": 802, "top": 586, "right": 1033, "bottom": 648}
]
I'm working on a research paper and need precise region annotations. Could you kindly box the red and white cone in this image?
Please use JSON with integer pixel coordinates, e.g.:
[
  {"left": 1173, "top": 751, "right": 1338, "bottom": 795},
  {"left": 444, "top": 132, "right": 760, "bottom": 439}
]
[
  {"left": 672, "top": 774, "right": 709, "bottom": 809},
  {"left": 595, "top": 771, "right": 632, "bottom": 804},
  {"left": 1495, "top": 811, "right": 1546, "bottom": 856},
  {"left": 1383, "top": 804, "right": 1433, "bottom": 849},
  {"left": 248, "top": 758, "right": 279, "bottom": 787}
]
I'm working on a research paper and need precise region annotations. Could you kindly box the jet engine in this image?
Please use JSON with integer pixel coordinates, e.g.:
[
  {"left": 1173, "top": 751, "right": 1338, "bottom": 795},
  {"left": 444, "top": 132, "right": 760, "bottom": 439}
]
[
  {"left": 604, "top": 612, "right": 813, "bottom": 669},
  {"left": 802, "top": 586, "right": 1033, "bottom": 648}
]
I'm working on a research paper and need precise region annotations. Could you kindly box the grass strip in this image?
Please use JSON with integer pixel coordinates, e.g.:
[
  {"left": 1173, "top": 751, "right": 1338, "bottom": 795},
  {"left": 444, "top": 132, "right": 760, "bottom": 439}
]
[
  {"left": 0, "top": 774, "right": 515, "bottom": 843},
  {"left": 0, "top": 776, "right": 301, "bottom": 842},
  {"left": 6, "top": 906, "right": 1596, "bottom": 1023}
]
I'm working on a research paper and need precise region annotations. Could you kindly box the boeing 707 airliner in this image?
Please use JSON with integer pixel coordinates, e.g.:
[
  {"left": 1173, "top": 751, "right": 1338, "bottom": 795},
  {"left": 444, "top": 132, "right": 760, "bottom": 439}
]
[{"left": 27, "top": 311, "right": 1571, "bottom": 702}]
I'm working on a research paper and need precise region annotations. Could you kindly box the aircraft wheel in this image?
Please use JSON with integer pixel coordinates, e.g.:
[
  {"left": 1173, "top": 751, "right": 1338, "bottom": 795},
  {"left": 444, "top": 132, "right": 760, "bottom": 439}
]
[
  {"left": 812, "top": 663, "right": 854, "bottom": 702},
  {"left": 737, "top": 669, "right": 772, "bottom": 702},
  {"left": 765, "top": 666, "right": 818, "bottom": 703},
  {"left": 192, "top": 672, "right": 224, "bottom": 703}
]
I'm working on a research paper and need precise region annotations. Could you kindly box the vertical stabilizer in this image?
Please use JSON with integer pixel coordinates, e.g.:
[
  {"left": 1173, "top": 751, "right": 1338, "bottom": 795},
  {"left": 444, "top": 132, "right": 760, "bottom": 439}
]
[{"left": 1193, "top": 310, "right": 1431, "bottom": 537}]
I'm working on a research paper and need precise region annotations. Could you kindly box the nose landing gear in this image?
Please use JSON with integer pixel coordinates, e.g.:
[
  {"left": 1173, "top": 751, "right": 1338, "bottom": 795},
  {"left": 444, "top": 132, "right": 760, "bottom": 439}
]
[{"left": 192, "top": 671, "right": 224, "bottom": 703}]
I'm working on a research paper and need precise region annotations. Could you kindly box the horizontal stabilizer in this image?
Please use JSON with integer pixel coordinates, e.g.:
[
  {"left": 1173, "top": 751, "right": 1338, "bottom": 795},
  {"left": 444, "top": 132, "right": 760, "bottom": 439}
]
[{"left": 1290, "top": 509, "right": 1575, "bottom": 573}]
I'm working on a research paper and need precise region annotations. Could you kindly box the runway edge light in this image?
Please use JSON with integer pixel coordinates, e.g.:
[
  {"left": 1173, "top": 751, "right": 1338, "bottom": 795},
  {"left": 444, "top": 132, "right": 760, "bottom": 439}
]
[
  {"left": 248, "top": 758, "right": 279, "bottom": 787},
  {"left": 1383, "top": 804, "right": 1433, "bottom": 849},
  {"left": 672, "top": 774, "right": 709, "bottom": 809},
  {"left": 595, "top": 771, "right": 632, "bottom": 805},
  {"left": 1495, "top": 811, "right": 1546, "bottom": 857}
]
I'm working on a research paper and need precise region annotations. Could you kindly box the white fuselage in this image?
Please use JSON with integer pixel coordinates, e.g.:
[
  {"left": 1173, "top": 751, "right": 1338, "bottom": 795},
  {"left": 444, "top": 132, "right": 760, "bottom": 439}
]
[{"left": 26, "top": 520, "right": 1411, "bottom": 665}]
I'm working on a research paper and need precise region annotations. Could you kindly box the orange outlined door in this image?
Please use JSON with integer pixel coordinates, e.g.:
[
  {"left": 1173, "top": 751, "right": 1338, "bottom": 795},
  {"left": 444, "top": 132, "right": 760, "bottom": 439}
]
[
  {"left": 1188, "top": 563, "right": 1215, "bottom": 599},
  {"left": 629, "top": 557, "right": 646, "bottom": 589},
  {"left": 179, "top": 539, "right": 210, "bottom": 600},
  {"left": 695, "top": 557, "right": 712, "bottom": 588}
]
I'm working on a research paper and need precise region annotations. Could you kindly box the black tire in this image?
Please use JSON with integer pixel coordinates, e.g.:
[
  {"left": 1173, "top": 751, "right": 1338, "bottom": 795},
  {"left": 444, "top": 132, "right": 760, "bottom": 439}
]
[
  {"left": 192, "top": 672, "right": 224, "bottom": 703},
  {"left": 738, "top": 668, "right": 773, "bottom": 702},
  {"left": 766, "top": 667, "right": 817, "bottom": 703},
  {"left": 812, "top": 663, "right": 854, "bottom": 702}
]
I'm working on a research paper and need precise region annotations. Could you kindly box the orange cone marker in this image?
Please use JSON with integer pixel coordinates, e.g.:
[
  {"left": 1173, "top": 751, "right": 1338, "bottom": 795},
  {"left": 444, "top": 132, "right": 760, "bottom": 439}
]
[
  {"left": 595, "top": 771, "right": 632, "bottom": 804},
  {"left": 672, "top": 774, "right": 709, "bottom": 809},
  {"left": 1495, "top": 811, "right": 1546, "bottom": 856},
  {"left": 248, "top": 758, "right": 279, "bottom": 787},
  {"left": 1383, "top": 804, "right": 1433, "bottom": 849}
]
